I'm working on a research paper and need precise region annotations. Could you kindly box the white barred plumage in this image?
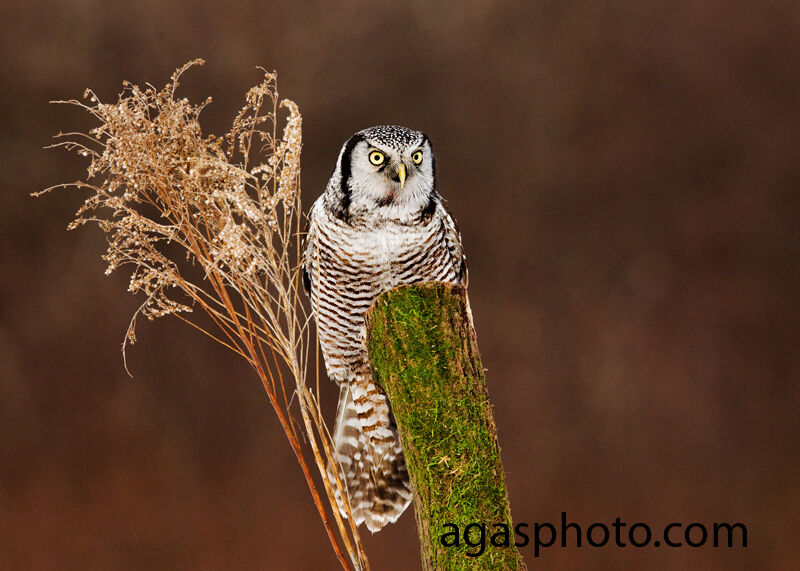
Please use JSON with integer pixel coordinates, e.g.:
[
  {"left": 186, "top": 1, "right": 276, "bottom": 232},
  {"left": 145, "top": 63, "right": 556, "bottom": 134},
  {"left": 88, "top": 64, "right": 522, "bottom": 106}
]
[{"left": 303, "top": 126, "right": 468, "bottom": 532}]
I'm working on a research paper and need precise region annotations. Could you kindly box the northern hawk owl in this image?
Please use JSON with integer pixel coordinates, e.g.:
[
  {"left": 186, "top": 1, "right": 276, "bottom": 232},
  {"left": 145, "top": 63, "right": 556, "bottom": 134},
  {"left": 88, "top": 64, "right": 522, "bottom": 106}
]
[{"left": 303, "top": 125, "right": 468, "bottom": 532}]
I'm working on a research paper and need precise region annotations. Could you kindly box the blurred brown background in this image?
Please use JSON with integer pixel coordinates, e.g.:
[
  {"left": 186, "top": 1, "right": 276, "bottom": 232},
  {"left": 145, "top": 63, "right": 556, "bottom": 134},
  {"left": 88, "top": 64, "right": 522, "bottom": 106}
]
[{"left": 2, "top": 1, "right": 798, "bottom": 569}]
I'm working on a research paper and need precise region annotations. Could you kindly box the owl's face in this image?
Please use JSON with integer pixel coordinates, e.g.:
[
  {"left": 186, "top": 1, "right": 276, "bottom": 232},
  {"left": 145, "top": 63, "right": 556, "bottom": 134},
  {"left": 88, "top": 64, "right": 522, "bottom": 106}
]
[{"left": 329, "top": 126, "right": 436, "bottom": 218}]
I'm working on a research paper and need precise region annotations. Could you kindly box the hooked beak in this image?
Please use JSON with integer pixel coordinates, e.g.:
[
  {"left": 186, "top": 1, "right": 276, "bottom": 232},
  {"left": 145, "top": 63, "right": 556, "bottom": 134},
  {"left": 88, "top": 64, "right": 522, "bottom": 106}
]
[{"left": 397, "top": 163, "right": 406, "bottom": 188}]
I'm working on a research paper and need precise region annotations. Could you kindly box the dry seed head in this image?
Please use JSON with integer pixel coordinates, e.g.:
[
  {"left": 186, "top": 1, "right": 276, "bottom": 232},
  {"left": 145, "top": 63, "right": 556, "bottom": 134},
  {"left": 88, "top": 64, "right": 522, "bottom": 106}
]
[{"left": 39, "top": 60, "right": 305, "bottom": 344}]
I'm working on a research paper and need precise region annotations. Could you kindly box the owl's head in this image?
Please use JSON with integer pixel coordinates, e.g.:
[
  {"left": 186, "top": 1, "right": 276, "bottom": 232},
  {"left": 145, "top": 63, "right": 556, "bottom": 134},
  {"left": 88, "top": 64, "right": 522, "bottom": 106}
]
[{"left": 326, "top": 125, "right": 436, "bottom": 220}]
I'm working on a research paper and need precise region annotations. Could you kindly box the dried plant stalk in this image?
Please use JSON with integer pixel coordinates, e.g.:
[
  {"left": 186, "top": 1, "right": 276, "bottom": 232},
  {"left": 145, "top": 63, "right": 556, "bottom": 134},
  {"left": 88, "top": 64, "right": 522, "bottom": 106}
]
[{"left": 36, "top": 60, "right": 368, "bottom": 571}]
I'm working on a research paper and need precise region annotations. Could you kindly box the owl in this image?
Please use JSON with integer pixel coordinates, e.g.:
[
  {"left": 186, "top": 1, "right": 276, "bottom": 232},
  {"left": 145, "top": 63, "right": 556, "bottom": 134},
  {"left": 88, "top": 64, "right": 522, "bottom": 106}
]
[{"left": 302, "top": 125, "right": 468, "bottom": 532}]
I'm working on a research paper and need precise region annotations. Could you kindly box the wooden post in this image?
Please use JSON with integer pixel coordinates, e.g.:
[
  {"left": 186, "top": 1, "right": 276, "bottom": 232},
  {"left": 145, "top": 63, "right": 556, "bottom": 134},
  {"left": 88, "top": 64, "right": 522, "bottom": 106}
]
[{"left": 365, "top": 283, "right": 526, "bottom": 570}]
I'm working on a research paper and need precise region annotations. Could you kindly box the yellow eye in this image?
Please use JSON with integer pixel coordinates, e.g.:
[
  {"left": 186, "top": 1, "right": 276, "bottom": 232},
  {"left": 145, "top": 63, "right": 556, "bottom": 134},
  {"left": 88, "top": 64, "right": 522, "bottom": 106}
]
[
  {"left": 412, "top": 150, "right": 423, "bottom": 164},
  {"left": 369, "top": 151, "right": 385, "bottom": 165}
]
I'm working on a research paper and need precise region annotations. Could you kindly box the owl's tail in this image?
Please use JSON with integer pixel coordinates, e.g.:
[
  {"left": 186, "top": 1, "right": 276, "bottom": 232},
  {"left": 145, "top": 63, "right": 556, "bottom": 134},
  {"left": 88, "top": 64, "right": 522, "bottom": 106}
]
[{"left": 329, "top": 384, "right": 412, "bottom": 533}]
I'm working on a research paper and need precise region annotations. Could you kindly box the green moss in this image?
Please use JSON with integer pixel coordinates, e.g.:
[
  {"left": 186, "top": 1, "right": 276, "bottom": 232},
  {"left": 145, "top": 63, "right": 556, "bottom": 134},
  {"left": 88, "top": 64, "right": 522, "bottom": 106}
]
[{"left": 366, "top": 283, "right": 526, "bottom": 570}]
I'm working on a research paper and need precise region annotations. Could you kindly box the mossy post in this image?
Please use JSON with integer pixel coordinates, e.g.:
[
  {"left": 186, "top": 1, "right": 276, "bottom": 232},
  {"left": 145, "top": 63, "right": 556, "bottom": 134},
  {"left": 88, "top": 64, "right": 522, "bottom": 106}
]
[{"left": 365, "top": 283, "right": 526, "bottom": 570}]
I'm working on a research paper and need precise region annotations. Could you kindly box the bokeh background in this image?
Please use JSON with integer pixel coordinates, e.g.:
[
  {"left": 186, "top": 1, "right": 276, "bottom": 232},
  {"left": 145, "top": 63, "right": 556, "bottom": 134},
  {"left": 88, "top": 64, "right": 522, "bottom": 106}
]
[{"left": 2, "top": 1, "right": 798, "bottom": 569}]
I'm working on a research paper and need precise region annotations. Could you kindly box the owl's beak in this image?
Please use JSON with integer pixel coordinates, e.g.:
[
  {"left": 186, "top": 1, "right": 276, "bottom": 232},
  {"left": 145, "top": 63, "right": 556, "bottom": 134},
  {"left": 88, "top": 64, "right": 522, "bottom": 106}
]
[{"left": 397, "top": 163, "right": 406, "bottom": 188}]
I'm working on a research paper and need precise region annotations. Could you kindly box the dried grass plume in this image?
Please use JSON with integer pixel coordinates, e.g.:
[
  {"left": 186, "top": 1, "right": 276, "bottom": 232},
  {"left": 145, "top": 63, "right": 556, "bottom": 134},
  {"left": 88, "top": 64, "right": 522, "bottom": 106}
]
[{"left": 37, "top": 59, "right": 369, "bottom": 571}]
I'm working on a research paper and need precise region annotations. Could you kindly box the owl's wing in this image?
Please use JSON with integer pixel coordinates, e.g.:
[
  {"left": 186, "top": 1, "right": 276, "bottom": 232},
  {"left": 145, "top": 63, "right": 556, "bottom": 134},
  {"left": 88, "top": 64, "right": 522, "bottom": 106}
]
[
  {"left": 436, "top": 200, "right": 468, "bottom": 287},
  {"left": 301, "top": 210, "right": 316, "bottom": 295}
]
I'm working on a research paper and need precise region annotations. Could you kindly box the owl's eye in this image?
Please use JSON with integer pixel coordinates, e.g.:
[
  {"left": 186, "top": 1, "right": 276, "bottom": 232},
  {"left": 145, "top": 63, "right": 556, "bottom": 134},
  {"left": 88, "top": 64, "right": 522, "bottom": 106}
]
[
  {"left": 369, "top": 151, "right": 385, "bottom": 165},
  {"left": 412, "top": 150, "right": 424, "bottom": 164}
]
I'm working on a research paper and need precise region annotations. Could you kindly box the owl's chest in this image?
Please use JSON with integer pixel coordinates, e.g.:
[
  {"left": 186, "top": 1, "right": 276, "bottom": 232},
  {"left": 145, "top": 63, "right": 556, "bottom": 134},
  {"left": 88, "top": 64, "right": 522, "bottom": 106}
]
[
  {"left": 361, "top": 225, "right": 419, "bottom": 261},
  {"left": 321, "top": 220, "right": 441, "bottom": 284}
]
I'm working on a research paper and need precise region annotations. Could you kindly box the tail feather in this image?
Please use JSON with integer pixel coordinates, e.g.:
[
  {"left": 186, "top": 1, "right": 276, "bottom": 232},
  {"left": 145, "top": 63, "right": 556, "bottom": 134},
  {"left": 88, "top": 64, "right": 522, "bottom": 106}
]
[{"left": 330, "top": 385, "right": 412, "bottom": 532}]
